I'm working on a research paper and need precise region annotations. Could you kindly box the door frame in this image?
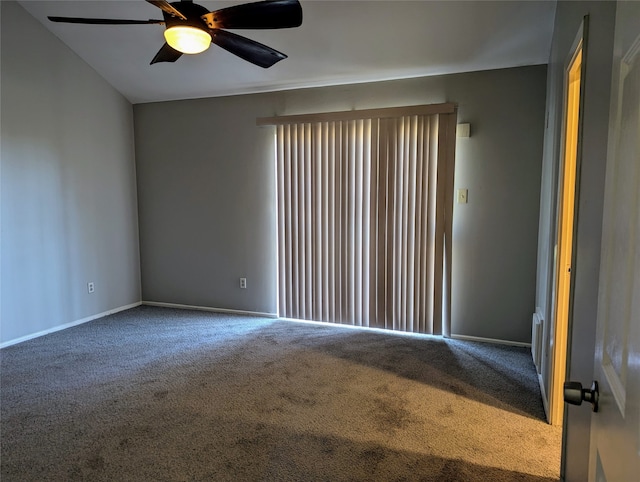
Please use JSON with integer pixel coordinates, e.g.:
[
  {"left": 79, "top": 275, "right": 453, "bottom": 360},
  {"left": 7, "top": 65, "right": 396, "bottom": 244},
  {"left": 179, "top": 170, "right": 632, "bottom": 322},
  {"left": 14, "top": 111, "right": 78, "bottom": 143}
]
[{"left": 548, "top": 17, "right": 589, "bottom": 428}]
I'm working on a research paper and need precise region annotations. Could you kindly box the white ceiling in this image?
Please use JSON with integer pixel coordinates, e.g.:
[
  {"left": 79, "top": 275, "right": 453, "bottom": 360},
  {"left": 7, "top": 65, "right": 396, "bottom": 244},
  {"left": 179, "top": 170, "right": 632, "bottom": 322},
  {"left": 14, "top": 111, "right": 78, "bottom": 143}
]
[{"left": 19, "top": 0, "right": 557, "bottom": 104}]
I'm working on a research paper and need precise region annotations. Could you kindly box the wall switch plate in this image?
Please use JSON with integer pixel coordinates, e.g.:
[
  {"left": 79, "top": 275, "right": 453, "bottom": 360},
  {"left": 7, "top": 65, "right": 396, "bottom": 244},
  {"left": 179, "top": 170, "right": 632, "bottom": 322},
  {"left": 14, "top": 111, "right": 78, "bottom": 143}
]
[
  {"left": 239, "top": 278, "right": 247, "bottom": 289},
  {"left": 87, "top": 282, "right": 95, "bottom": 293},
  {"left": 457, "top": 189, "right": 468, "bottom": 204},
  {"left": 457, "top": 123, "right": 471, "bottom": 138}
]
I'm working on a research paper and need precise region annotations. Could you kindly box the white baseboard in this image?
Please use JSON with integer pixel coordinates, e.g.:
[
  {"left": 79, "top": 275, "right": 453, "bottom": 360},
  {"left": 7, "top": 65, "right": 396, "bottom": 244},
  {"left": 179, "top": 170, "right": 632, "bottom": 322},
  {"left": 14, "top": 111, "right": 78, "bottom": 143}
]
[
  {"left": 538, "top": 372, "right": 550, "bottom": 423},
  {"left": 142, "top": 301, "right": 277, "bottom": 319},
  {"left": 450, "top": 333, "right": 532, "bottom": 348},
  {"left": 0, "top": 301, "right": 142, "bottom": 349}
]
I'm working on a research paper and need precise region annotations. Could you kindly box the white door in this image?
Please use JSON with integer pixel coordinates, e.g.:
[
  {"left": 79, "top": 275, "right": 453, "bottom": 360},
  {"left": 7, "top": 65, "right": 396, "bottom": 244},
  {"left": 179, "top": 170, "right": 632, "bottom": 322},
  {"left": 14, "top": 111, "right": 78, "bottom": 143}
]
[{"left": 588, "top": 2, "right": 640, "bottom": 480}]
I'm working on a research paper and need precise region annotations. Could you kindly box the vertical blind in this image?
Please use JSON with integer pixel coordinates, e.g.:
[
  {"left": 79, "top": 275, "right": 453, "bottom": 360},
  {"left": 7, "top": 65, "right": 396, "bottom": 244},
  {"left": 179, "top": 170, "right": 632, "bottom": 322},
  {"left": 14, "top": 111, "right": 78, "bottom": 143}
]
[{"left": 274, "top": 109, "right": 451, "bottom": 334}]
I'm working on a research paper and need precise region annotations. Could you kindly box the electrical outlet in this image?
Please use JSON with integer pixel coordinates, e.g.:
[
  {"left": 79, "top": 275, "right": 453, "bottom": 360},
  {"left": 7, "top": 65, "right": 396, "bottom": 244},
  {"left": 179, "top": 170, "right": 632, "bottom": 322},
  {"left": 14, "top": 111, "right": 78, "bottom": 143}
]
[
  {"left": 239, "top": 278, "right": 247, "bottom": 289},
  {"left": 87, "top": 282, "right": 95, "bottom": 294}
]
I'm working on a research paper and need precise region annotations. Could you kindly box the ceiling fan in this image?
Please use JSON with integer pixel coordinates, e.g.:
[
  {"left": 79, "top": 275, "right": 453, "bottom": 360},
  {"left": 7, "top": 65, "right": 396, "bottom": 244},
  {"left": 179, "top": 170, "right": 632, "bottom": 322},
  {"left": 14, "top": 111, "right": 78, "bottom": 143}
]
[{"left": 48, "top": 0, "right": 303, "bottom": 68}]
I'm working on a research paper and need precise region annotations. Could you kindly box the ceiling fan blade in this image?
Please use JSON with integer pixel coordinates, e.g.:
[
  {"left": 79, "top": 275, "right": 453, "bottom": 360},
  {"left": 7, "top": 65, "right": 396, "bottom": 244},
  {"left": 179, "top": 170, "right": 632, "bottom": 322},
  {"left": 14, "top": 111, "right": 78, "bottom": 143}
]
[
  {"left": 145, "top": 0, "right": 187, "bottom": 20},
  {"left": 48, "top": 16, "right": 164, "bottom": 25},
  {"left": 150, "top": 43, "right": 183, "bottom": 64},
  {"left": 210, "top": 29, "right": 286, "bottom": 68},
  {"left": 202, "top": 0, "right": 302, "bottom": 30}
]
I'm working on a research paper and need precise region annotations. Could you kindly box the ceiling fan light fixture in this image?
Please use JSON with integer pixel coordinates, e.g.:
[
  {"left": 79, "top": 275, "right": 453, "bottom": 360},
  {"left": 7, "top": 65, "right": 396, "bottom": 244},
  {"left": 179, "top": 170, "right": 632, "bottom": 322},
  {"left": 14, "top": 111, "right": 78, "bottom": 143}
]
[{"left": 164, "top": 26, "right": 211, "bottom": 54}]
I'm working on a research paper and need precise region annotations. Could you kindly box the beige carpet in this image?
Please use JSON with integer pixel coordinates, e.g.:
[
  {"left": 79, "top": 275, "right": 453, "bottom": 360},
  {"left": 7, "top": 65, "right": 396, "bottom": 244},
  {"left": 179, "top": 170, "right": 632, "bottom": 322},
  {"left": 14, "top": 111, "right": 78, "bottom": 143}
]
[{"left": 1, "top": 306, "right": 561, "bottom": 481}]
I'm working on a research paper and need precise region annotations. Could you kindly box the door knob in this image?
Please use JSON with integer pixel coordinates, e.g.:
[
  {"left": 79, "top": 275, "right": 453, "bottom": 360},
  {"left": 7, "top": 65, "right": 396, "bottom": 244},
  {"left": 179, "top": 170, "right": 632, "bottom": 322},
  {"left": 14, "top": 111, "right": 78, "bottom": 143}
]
[{"left": 563, "top": 380, "right": 599, "bottom": 412}]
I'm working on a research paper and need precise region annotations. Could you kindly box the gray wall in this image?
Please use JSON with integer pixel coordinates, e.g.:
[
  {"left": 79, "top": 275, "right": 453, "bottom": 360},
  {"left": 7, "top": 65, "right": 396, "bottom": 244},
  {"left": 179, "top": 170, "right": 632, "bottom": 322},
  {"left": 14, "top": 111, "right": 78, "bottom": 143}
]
[
  {"left": 0, "top": 2, "right": 141, "bottom": 345},
  {"left": 134, "top": 65, "right": 547, "bottom": 343},
  {"left": 534, "top": 1, "right": 616, "bottom": 481}
]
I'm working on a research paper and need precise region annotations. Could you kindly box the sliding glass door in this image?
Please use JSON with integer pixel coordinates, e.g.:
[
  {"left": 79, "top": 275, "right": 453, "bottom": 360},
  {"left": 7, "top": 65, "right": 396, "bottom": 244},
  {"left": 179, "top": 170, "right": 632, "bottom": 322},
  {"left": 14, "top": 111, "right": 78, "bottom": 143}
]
[{"left": 270, "top": 105, "right": 456, "bottom": 334}]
